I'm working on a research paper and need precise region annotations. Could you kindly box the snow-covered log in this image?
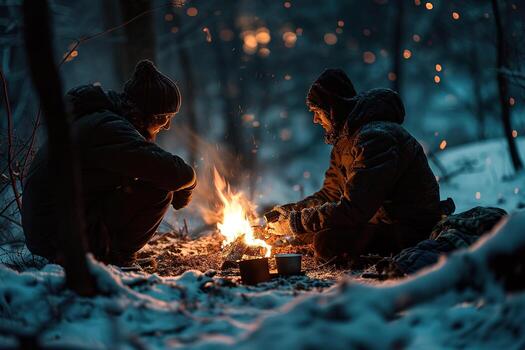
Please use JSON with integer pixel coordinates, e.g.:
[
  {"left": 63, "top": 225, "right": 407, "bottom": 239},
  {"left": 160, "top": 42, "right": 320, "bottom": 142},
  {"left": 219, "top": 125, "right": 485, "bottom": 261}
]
[{"left": 382, "top": 209, "right": 525, "bottom": 313}]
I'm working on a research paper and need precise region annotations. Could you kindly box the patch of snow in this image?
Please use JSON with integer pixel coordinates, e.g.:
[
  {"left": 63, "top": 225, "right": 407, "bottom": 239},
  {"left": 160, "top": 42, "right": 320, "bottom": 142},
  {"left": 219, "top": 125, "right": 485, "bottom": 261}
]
[{"left": 436, "top": 137, "right": 525, "bottom": 213}]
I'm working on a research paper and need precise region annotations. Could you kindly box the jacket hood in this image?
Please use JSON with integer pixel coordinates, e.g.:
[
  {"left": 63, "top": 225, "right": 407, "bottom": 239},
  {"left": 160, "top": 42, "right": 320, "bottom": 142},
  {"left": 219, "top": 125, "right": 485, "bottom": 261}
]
[
  {"left": 343, "top": 88, "right": 405, "bottom": 136},
  {"left": 65, "top": 85, "right": 115, "bottom": 118},
  {"left": 66, "top": 84, "right": 154, "bottom": 141},
  {"left": 65, "top": 84, "right": 137, "bottom": 120}
]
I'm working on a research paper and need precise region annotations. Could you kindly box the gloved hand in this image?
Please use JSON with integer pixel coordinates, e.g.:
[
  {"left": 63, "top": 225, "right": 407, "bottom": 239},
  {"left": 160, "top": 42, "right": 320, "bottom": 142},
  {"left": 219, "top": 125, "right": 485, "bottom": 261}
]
[
  {"left": 171, "top": 189, "right": 192, "bottom": 210},
  {"left": 277, "top": 203, "right": 297, "bottom": 213},
  {"left": 171, "top": 181, "right": 197, "bottom": 210},
  {"left": 267, "top": 209, "right": 305, "bottom": 236},
  {"left": 267, "top": 214, "right": 293, "bottom": 236},
  {"left": 264, "top": 203, "right": 296, "bottom": 223}
]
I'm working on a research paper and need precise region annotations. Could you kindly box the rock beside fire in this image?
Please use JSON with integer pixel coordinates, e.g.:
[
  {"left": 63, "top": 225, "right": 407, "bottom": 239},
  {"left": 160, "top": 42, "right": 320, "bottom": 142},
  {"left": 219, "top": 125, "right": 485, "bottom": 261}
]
[{"left": 221, "top": 234, "right": 267, "bottom": 270}]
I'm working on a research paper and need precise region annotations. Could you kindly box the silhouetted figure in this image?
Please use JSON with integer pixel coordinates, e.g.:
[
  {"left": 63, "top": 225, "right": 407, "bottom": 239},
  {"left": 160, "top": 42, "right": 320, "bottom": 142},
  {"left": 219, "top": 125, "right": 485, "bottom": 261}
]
[
  {"left": 22, "top": 60, "right": 196, "bottom": 266},
  {"left": 267, "top": 69, "right": 449, "bottom": 263}
]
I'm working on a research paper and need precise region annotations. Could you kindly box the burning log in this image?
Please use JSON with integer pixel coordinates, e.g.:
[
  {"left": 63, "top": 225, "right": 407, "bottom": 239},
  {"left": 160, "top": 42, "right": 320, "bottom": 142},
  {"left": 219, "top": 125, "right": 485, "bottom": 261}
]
[
  {"left": 222, "top": 235, "right": 266, "bottom": 266},
  {"left": 209, "top": 167, "right": 272, "bottom": 269},
  {"left": 222, "top": 235, "right": 248, "bottom": 262}
]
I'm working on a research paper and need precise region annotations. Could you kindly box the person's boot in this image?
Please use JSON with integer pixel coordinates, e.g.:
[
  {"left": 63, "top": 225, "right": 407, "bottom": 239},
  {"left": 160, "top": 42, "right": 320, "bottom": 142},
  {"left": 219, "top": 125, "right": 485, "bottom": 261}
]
[{"left": 108, "top": 251, "right": 142, "bottom": 272}]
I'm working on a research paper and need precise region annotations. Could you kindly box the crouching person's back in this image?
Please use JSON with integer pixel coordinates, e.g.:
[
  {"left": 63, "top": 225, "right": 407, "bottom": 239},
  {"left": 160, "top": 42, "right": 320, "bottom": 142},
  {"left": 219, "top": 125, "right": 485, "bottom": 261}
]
[{"left": 22, "top": 60, "right": 196, "bottom": 266}]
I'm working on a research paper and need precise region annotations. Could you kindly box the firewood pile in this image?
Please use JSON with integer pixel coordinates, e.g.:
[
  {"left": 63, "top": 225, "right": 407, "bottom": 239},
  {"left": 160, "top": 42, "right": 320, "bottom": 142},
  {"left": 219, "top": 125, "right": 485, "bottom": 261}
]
[
  {"left": 138, "top": 228, "right": 344, "bottom": 279},
  {"left": 221, "top": 235, "right": 266, "bottom": 263}
]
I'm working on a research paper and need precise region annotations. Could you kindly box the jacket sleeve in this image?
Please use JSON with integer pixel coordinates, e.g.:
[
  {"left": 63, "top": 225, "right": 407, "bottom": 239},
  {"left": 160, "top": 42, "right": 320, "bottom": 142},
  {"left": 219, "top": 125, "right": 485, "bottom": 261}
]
[
  {"left": 290, "top": 148, "right": 342, "bottom": 210},
  {"left": 292, "top": 129, "right": 399, "bottom": 233},
  {"left": 87, "top": 114, "right": 196, "bottom": 192},
  {"left": 171, "top": 178, "right": 197, "bottom": 210}
]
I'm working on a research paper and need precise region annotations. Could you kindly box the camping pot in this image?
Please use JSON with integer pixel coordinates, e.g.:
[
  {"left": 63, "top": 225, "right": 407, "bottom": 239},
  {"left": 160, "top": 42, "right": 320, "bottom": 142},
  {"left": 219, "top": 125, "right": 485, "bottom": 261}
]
[
  {"left": 239, "top": 258, "right": 271, "bottom": 285},
  {"left": 275, "top": 254, "right": 302, "bottom": 276}
]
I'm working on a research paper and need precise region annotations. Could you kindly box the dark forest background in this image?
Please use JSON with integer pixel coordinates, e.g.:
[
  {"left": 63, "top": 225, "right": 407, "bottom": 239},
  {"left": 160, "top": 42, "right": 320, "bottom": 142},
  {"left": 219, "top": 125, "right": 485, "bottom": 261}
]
[{"left": 1, "top": 0, "right": 524, "bottom": 240}]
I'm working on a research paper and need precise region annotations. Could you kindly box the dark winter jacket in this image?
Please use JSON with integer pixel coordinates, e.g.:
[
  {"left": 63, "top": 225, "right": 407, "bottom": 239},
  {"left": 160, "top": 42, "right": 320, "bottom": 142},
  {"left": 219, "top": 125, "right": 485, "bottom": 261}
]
[
  {"left": 22, "top": 85, "right": 195, "bottom": 258},
  {"left": 289, "top": 88, "right": 442, "bottom": 239}
]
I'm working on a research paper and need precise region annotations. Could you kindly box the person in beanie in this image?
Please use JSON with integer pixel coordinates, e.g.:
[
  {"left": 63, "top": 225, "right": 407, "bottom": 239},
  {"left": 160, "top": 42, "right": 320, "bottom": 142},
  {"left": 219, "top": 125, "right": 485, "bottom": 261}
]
[
  {"left": 22, "top": 60, "right": 196, "bottom": 267},
  {"left": 267, "top": 68, "right": 450, "bottom": 263}
]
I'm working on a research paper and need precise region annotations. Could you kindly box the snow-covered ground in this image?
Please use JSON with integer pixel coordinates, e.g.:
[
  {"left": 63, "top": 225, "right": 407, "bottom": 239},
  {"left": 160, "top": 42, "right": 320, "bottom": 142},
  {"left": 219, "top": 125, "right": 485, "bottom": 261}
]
[
  {"left": 1, "top": 138, "right": 524, "bottom": 349},
  {"left": 436, "top": 137, "right": 525, "bottom": 213}
]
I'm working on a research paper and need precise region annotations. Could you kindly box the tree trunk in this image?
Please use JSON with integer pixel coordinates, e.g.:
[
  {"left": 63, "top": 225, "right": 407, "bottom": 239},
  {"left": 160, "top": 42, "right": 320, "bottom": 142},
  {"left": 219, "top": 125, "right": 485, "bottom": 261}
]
[
  {"left": 22, "top": 0, "right": 96, "bottom": 296},
  {"left": 117, "top": 0, "right": 156, "bottom": 81},
  {"left": 211, "top": 17, "right": 245, "bottom": 184},
  {"left": 101, "top": 0, "right": 122, "bottom": 86},
  {"left": 468, "top": 44, "right": 487, "bottom": 140},
  {"left": 391, "top": 0, "right": 404, "bottom": 94},
  {"left": 491, "top": 0, "right": 523, "bottom": 172},
  {"left": 174, "top": 13, "right": 199, "bottom": 166},
  {"left": 247, "top": 56, "right": 272, "bottom": 199}
]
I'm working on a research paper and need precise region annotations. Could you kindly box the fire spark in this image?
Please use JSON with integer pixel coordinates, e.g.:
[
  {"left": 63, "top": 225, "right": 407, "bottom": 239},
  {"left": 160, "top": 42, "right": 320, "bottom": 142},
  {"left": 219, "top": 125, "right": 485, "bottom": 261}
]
[{"left": 213, "top": 168, "right": 271, "bottom": 258}]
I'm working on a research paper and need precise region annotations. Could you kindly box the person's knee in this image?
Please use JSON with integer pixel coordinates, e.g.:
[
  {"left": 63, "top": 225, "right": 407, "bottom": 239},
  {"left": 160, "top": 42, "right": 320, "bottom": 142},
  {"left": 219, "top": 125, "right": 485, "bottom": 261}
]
[
  {"left": 313, "top": 229, "right": 345, "bottom": 261},
  {"left": 125, "top": 184, "right": 172, "bottom": 206}
]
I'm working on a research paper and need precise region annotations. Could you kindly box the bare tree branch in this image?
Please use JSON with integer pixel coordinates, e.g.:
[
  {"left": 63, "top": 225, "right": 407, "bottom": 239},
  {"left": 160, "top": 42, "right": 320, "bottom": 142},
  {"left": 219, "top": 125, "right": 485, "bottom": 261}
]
[
  {"left": 19, "top": 109, "right": 41, "bottom": 186},
  {"left": 0, "top": 213, "right": 22, "bottom": 228},
  {"left": 0, "top": 69, "right": 23, "bottom": 213},
  {"left": 499, "top": 68, "right": 525, "bottom": 89}
]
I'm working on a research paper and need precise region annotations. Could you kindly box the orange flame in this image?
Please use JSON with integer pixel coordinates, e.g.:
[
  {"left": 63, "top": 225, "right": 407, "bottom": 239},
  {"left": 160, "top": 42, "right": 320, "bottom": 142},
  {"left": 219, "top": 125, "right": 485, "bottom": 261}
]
[{"left": 213, "top": 168, "right": 271, "bottom": 257}]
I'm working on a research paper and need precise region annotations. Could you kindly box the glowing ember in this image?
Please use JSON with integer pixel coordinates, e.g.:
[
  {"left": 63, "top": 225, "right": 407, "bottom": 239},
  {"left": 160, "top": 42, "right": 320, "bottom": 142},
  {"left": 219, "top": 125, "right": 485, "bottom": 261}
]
[{"left": 213, "top": 168, "right": 271, "bottom": 257}]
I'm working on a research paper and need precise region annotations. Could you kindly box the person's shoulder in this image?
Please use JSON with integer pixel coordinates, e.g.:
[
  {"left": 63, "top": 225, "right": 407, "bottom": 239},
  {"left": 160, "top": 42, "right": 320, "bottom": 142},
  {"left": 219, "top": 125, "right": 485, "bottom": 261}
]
[
  {"left": 359, "top": 120, "right": 422, "bottom": 146},
  {"left": 73, "top": 108, "right": 124, "bottom": 126},
  {"left": 91, "top": 111, "right": 137, "bottom": 133},
  {"left": 360, "top": 120, "right": 406, "bottom": 134},
  {"left": 73, "top": 109, "right": 139, "bottom": 143},
  {"left": 352, "top": 121, "right": 402, "bottom": 145},
  {"left": 65, "top": 84, "right": 100, "bottom": 96}
]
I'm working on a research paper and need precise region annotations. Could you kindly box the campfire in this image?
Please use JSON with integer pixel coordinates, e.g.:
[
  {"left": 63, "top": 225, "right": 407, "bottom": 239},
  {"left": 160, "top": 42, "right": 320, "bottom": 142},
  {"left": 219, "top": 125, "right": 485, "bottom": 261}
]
[{"left": 212, "top": 168, "right": 272, "bottom": 264}]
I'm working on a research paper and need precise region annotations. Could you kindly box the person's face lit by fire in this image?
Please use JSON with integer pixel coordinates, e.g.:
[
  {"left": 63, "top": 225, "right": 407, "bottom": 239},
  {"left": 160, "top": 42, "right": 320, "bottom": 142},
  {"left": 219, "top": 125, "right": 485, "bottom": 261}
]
[
  {"left": 147, "top": 112, "right": 177, "bottom": 136},
  {"left": 309, "top": 106, "right": 333, "bottom": 134}
]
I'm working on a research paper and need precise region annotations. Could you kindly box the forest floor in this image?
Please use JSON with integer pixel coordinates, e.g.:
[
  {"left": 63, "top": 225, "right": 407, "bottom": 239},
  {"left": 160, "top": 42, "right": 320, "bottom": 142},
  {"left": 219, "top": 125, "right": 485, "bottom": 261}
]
[{"left": 138, "top": 231, "right": 357, "bottom": 281}]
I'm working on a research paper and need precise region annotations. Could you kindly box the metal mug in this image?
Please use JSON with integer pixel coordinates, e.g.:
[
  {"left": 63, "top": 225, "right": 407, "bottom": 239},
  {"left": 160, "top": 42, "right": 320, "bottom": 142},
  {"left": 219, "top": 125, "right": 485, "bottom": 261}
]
[
  {"left": 239, "top": 258, "right": 271, "bottom": 284},
  {"left": 275, "top": 254, "right": 302, "bottom": 276}
]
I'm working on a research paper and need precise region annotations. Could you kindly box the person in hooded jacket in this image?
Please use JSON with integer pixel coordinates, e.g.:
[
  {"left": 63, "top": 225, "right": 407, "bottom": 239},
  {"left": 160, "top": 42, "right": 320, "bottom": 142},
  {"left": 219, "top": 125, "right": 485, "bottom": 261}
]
[
  {"left": 267, "top": 69, "right": 449, "bottom": 263},
  {"left": 22, "top": 60, "right": 196, "bottom": 266}
]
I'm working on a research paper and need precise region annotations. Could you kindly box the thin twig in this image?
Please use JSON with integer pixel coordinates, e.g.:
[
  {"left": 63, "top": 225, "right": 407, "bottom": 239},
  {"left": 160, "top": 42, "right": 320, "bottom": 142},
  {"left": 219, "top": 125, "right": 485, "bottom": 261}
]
[
  {"left": 61, "top": 1, "right": 182, "bottom": 64},
  {"left": 183, "top": 218, "right": 189, "bottom": 237},
  {"left": 306, "top": 256, "right": 338, "bottom": 271},
  {"left": 0, "top": 197, "right": 17, "bottom": 217},
  {"left": 19, "top": 109, "right": 41, "bottom": 185},
  {"left": 0, "top": 214, "right": 22, "bottom": 227},
  {"left": 0, "top": 69, "right": 23, "bottom": 213},
  {"left": 499, "top": 67, "right": 525, "bottom": 81},
  {"left": 427, "top": 151, "right": 449, "bottom": 181},
  {"left": 0, "top": 130, "right": 40, "bottom": 187}
]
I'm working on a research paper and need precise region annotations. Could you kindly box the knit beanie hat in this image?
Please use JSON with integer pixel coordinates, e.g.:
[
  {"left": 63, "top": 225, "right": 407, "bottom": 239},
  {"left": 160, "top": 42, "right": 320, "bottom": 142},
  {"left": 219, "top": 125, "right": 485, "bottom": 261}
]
[
  {"left": 306, "top": 68, "right": 357, "bottom": 112},
  {"left": 123, "top": 60, "right": 181, "bottom": 116}
]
